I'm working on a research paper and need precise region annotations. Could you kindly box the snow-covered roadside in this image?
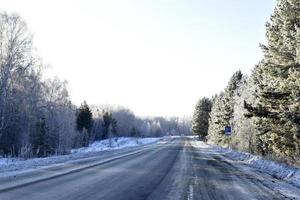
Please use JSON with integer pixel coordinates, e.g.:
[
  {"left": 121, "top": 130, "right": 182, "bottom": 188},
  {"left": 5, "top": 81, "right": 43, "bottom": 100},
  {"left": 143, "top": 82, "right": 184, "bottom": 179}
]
[
  {"left": 191, "top": 140, "right": 300, "bottom": 199},
  {"left": 192, "top": 141, "right": 300, "bottom": 187},
  {"left": 0, "top": 137, "right": 161, "bottom": 175},
  {"left": 71, "top": 137, "right": 160, "bottom": 154},
  {"left": 213, "top": 146, "right": 300, "bottom": 188}
]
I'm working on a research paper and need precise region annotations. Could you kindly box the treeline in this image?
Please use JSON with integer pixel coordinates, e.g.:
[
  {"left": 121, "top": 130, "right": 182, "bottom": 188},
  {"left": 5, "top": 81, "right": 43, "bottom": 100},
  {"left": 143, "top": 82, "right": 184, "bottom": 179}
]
[
  {"left": 192, "top": 0, "right": 300, "bottom": 165},
  {"left": 89, "top": 105, "right": 191, "bottom": 140},
  {"left": 0, "top": 12, "right": 191, "bottom": 158}
]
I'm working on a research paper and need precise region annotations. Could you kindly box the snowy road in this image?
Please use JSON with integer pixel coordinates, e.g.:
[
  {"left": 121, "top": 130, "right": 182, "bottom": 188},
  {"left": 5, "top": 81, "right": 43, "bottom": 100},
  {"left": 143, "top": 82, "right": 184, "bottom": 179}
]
[{"left": 0, "top": 137, "right": 297, "bottom": 200}]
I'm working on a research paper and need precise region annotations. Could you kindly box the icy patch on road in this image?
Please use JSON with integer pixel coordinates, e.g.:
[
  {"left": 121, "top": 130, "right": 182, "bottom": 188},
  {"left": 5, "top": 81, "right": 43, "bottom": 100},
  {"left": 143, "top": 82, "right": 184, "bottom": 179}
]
[{"left": 0, "top": 137, "right": 160, "bottom": 175}]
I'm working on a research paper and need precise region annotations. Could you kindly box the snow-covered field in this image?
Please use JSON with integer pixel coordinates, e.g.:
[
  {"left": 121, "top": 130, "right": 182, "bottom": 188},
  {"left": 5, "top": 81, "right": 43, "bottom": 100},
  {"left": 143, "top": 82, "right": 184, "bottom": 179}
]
[{"left": 0, "top": 137, "right": 160, "bottom": 175}]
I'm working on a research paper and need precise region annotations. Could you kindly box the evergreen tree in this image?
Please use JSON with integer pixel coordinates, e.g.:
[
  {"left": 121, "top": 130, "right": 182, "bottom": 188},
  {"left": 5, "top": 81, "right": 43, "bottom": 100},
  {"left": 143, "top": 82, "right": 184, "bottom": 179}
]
[
  {"left": 76, "top": 101, "right": 93, "bottom": 146},
  {"left": 76, "top": 101, "right": 93, "bottom": 133},
  {"left": 30, "top": 117, "right": 51, "bottom": 157},
  {"left": 230, "top": 75, "right": 258, "bottom": 153},
  {"left": 245, "top": 0, "right": 300, "bottom": 159},
  {"left": 224, "top": 70, "right": 243, "bottom": 124},
  {"left": 208, "top": 71, "right": 243, "bottom": 145},
  {"left": 192, "top": 97, "right": 212, "bottom": 140},
  {"left": 208, "top": 93, "right": 227, "bottom": 144},
  {"left": 130, "top": 127, "right": 139, "bottom": 137}
]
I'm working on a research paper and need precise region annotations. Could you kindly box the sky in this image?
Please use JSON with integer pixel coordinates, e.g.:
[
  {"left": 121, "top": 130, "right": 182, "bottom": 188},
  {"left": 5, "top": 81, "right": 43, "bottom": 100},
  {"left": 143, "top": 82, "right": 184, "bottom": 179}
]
[{"left": 0, "top": 0, "right": 277, "bottom": 117}]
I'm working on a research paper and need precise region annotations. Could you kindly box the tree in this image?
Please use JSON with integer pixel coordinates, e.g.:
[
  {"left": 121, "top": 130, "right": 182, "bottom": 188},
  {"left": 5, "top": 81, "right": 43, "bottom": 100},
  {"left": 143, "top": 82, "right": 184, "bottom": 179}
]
[
  {"left": 223, "top": 70, "right": 243, "bottom": 126},
  {"left": 112, "top": 108, "right": 135, "bottom": 137},
  {"left": 208, "top": 71, "right": 243, "bottom": 146},
  {"left": 30, "top": 117, "right": 51, "bottom": 157},
  {"left": 109, "top": 118, "right": 117, "bottom": 137},
  {"left": 245, "top": 0, "right": 300, "bottom": 159},
  {"left": 0, "top": 13, "right": 35, "bottom": 139},
  {"left": 229, "top": 75, "right": 259, "bottom": 153},
  {"left": 192, "top": 97, "right": 212, "bottom": 140},
  {"left": 43, "top": 78, "right": 78, "bottom": 154},
  {"left": 130, "top": 127, "right": 140, "bottom": 137},
  {"left": 76, "top": 101, "right": 93, "bottom": 133},
  {"left": 208, "top": 93, "right": 226, "bottom": 144},
  {"left": 0, "top": 13, "right": 45, "bottom": 156},
  {"left": 76, "top": 101, "right": 93, "bottom": 146},
  {"left": 102, "top": 111, "right": 117, "bottom": 139}
]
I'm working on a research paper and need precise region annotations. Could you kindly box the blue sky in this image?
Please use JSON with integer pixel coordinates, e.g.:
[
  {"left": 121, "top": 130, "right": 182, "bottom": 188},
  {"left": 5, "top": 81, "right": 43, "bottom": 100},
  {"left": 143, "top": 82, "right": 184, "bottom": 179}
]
[{"left": 0, "top": 0, "right": 277, "bottom": 117}]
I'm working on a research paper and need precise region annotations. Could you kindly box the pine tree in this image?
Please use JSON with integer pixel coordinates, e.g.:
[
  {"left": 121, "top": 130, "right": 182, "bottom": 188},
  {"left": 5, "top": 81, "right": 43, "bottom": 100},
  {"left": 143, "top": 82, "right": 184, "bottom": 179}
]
[
  {"left": 192, "top": 97, "right": 212, "bottom": 140},
  {"left": 76, "top": 101, "right": 93, "bottom": 146},
  {"left": 76, "top": 101, "right": 93, "bottom": 133},
  {"left": 230, "top": 75, "right": 258, "bottom": 153},
  {"left": 246, "top": 0, "right": 300, "bottom": 159},
  {"left": 224, "top": 70, "right": 243, "bottom": 123},
  {"left": 208, "top": 71, "right": 243, "bottom": 146},
  {"left": 30, "top": 117, "right": 51, "bottom": 157},
  {"left": 208, "top": 93, "right": 227, "bottom": 144}
]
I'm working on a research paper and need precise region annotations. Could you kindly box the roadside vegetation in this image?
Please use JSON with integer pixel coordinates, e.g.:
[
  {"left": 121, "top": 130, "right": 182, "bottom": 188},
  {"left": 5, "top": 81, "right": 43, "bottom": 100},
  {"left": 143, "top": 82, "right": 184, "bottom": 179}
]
[
  {"left": 192, "top": 0, "right": 300, "bottom": 166},
  {"left": 0, "top": 13, "right": 191, "bottom": 159}
]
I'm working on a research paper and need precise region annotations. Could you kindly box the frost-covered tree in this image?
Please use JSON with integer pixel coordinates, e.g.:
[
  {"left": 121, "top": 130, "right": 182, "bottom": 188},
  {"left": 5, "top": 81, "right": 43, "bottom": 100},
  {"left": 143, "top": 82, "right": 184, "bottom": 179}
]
[
  {"left": 208, "top": 93, "right": 226, "bottom": 144},
  {"left": 208, "top": 71, "right": 243, "bottom": 146},
  {"left": 0, "top": 13, "right": 35, "bottom": 139},
  {"left": 43, "top": 78, "right": 78, "bottom": 154},
  {"left": 102, "top": 111, "right": 117, "bottom": 139},
  {"left": 112, "top": 108, "right": 135, "bottom": 137},
  {"left": 230, "top": 75, "right": 258, "bottom": 153},
  {"left": 192, "top": 98, "right": 212, "bottom": 140},
  {"left": 0, "top": 12, "right": 79, "bottom": 157},
  {"left": 245, "top": 0, "right": 300, "bottom": 160},
  {"left": 224, "top": 70, "right": 243, "bottom": 124},
  {"left": 90, "top": 105, "right": 192, "bottom": 139}
]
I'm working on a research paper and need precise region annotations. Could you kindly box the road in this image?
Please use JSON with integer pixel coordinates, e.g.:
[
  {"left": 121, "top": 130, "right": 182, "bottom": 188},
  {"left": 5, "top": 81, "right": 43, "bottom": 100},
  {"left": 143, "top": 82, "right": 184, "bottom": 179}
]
[{"left": 0, "top": 137, "right": 289, "bottom": 200}]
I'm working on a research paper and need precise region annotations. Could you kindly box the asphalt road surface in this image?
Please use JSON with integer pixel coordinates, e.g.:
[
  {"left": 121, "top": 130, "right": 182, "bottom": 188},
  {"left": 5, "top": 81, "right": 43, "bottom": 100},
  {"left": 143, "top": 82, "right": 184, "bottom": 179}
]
[{"left": 0, "top": 137, "right": 287, "bottom": 200}]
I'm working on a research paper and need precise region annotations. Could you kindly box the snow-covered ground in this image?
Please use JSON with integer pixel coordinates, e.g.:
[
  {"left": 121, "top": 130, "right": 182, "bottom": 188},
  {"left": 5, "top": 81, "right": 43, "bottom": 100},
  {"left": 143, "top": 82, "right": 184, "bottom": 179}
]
[
  {"left": 213, "top": 145, "right": 300, "bottom": 188},
  {"left": 0, "top": 137, "right": 161, "bottom": 175},
  {"left": 71, "top": 137, "right": 160, "bottom": 154},
  {"left": 192, "top": 139, "right": 300, "bottom": 199}
]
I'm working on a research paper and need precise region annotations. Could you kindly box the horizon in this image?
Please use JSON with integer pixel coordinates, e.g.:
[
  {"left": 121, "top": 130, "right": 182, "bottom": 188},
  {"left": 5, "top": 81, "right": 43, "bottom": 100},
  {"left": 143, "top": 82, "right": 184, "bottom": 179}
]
[{"left": 0, "top": 0, "right": 277, "bottom": 117}]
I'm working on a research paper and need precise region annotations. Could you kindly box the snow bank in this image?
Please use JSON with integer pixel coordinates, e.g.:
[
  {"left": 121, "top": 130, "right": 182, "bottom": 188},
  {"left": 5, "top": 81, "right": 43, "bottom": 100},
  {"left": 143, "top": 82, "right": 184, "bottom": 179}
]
[
  {"left": 210, "top": 143, "right": 300, "bottom": 188},
  {"left": 0, "top": 137, "right": 160, "bottom": 175},
  {"left": 191, "top": 139, "right": 300, "bottom": 198},
  {"left": 71, "top": 137, "right": 160, "bottom": 153}
]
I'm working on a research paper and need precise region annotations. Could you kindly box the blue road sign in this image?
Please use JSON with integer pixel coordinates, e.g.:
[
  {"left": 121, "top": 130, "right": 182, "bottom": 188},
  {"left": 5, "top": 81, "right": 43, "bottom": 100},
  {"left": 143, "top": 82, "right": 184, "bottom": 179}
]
[{"left": 224, "top": 126, "right": 232, "bottom": 136}]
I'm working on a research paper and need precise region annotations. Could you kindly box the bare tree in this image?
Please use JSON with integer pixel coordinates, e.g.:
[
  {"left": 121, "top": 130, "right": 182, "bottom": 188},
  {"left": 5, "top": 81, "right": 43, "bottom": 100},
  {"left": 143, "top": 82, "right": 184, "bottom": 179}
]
[{"left": 0, "top": 13, "right": 34, "bottom": 138}]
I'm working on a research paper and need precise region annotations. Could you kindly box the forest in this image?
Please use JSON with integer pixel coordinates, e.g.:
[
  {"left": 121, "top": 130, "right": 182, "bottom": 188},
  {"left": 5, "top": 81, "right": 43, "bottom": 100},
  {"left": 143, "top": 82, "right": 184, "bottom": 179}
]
[
  {"left": 192, "top": 0, "right": 300, "bottom": 166},
  {"left": 0, "top": 13, "right": 191, "bottom": 158}
]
